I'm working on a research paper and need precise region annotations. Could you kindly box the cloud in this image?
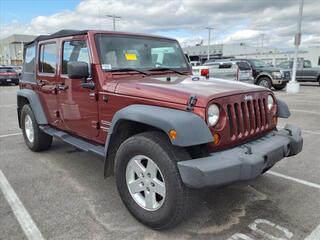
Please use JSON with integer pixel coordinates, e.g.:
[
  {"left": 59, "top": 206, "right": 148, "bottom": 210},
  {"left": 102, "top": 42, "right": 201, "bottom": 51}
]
[{"left": 0, "top": 0, "right": 319, "bottom": 48}]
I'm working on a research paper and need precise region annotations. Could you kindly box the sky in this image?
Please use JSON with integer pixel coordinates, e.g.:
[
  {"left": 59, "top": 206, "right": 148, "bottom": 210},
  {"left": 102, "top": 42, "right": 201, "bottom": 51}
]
[{"left": 0, "top": 0, "right": 319, "bottom": 49}]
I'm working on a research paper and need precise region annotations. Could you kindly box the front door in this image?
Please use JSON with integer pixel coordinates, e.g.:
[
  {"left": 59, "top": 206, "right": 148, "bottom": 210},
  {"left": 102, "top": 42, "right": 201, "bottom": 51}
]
[{"left": 57, "top": 37, "right": 99, "bottom": 139}]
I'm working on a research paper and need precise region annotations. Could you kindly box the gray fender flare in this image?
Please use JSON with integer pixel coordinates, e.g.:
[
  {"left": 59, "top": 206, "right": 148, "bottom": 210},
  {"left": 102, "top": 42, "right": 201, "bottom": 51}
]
[
  {"left": 276, "top": 98, "right": 291, "bottom": 118},
  {"left": 17, "top": 89, "right": 48, "bottom": 124},
  {"left": 104, "top": 104, "right": 213, "bottom": 154}
]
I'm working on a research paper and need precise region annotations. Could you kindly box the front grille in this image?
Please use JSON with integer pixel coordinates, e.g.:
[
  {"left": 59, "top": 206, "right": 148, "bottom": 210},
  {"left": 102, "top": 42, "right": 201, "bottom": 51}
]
[
  {"left": 282, "top": 71, "right": 291, "bottom": 78},
  {"left": 226, "top": 97, "right": 269, "bottom": 141}
]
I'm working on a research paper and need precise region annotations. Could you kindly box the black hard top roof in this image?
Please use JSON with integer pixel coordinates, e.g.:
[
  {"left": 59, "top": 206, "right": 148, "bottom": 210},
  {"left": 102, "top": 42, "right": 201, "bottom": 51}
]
[{"left": 26, "top": 30, "right": 88, "bottom": 46}]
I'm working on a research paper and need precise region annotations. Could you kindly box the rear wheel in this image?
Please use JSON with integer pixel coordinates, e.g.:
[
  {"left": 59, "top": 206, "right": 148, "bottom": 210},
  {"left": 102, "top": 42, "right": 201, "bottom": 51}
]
[
  {"left": 115, "top": 131, "right": 197, "bottom": 229},
  {"left": 257, "top": 77, "right": 272, "bottom": 89},
  {"left": 273, "top": 82, "right": 287, "bottom": 90},
  {"left": 20, "top": 104, "right": 52, "bottom": 151}
]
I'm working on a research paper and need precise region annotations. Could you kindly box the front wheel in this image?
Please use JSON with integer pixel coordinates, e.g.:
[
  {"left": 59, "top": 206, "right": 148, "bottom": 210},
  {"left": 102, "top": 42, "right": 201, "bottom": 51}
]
[
  {"left": 20, "top": 104, "right": 52, "bottom": 151},
  {"left": 257, "top": 77, "right": 272, "bottom": 89},
  {"left": 273, "top": 82, "right": 287, "bottom": 90},
  {"left": 115, "top": 131, "right": 197, "bottom": 229}
]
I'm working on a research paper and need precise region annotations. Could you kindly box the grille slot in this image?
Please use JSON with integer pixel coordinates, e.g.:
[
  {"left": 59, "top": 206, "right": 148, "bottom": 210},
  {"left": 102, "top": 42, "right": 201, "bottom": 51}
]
[{"left": 227, "top": 97, "right": 269, "bottom": 140}]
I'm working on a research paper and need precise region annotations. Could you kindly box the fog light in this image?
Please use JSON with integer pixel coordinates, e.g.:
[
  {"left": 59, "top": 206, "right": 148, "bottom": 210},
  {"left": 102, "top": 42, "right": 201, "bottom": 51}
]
[
  {"left": 213, "top": 133, "right": 220, "bottom": 145},
  {"left": 169, "top": 130, "right": 177, "bottom": 140}
]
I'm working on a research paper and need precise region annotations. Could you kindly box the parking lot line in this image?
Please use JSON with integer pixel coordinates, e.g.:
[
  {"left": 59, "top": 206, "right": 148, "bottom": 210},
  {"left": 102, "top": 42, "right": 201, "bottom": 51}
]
[
  {"left": 0, "top": 132, "right": 22, "bottom": 138},
  {"left": 0, "top": 104, "right": 16, "bottom": 108},
  {"left": 268, "top": 171, "right": 320, "bottom": 190},
  {"left": 0, "top": 170, "right": 44, "bottom": 240},
  {"left": 290, "top": 109, "right": 320, "bottom": 116},
  {"left": 305, "top": 224, "right": 320, "bottom": 240}
]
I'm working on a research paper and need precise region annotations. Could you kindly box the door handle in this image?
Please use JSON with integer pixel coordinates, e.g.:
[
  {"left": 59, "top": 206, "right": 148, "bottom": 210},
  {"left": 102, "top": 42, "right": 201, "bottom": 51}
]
[
  {"left": 57, "top": 84, "right": 69, "bottom": 91},
  {"left": 37, "top": 80, "right": 45, "bottom": 86}
]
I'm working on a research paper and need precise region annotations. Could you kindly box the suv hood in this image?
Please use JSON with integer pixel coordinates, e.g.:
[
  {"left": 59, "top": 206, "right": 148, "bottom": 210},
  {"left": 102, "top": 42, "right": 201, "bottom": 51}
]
[{"left": 112, "top": 75, "right": 268, "bottom": 107}]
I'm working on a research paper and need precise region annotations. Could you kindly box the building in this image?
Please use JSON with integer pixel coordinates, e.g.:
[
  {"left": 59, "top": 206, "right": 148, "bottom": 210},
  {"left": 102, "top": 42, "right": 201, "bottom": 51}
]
[
  {"left": 0, "top": 34, "right": 37, "bottom": 66},
  {"left": 183, "top": 43, "right": 320, "bottom": 67},
  {"left": 235, "top": 46, "right": 320, "bottom": 67}
]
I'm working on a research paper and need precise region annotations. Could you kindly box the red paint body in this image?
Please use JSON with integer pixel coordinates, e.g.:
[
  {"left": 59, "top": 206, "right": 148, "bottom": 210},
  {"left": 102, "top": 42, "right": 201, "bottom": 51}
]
[{"left": 20, "top": 30, "right": 277, "bottom": 151}]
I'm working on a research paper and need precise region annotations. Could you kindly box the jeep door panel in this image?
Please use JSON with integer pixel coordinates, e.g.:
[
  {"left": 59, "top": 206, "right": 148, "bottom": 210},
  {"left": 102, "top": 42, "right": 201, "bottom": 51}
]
[
  {"left": 36, "top": 41, "right": 60, "bottom": 125},
  {"left": 57, "top": 37, "right": 99, "bottom": 139}
]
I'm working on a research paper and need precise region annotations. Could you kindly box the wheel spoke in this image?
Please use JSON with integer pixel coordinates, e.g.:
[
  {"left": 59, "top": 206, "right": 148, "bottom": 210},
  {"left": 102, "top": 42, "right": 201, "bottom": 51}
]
[
  {"left": 130, "top": 159, "right": 146, "bottom": 175},
  {"left": 153, "top": 179, "right": 165, "bottom": 197},
  {"left": 128, "top": 179, "right": 143, "bottom": 194},
  {"left": 145, "top": 191, "right": 156, "bottom": 209},
  {"left": 146, "top": 159, "right": 158, "bottom": 178}
]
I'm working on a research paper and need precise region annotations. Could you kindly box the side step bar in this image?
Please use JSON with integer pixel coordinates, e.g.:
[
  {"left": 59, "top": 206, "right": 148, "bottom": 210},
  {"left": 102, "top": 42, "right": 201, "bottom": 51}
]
[{"left": 40, "top": 126, "right": 105, "bottom": 158}]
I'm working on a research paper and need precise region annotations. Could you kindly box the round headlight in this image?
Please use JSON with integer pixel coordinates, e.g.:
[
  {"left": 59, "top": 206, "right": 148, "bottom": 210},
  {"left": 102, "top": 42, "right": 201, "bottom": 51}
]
[
  {"left": 208, "top": 104, "right": 220, "bottom": 126},
  {"left": 268, "top": 95, "right": 274, "bottom": 110}
]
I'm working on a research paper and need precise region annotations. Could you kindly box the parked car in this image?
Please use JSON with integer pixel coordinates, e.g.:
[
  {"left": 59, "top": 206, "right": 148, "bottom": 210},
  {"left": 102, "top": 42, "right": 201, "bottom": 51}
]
[
  {"left": 17, "top": 29, "right": 303, "bottom": 229},
  {"left": 8, "top": 65, "right": 23, "bottom": 77},
  {"left": 190, "top": 60, "right": 201, "bottom": 66},
  {"left": 192, "top": 60, "right": 254, "bottom": 84},
  {"left": 235, "top": 59, "right": 291, "bottom": 90},
  {"left": 0, "top": 67, "right": 19, "bottom": 85},
  {"left": 277, "top": 59, "right": 320, "bottom": 85}
]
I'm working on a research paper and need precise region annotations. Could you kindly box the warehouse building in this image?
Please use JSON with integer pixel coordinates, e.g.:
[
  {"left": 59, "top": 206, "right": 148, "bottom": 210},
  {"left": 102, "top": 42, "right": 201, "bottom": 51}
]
[
  {"left": 183, "top": 43, "right": 320, "bottom": 67},
  {"left": 0, "top": 34, "right": 36, "bottom": 65}
]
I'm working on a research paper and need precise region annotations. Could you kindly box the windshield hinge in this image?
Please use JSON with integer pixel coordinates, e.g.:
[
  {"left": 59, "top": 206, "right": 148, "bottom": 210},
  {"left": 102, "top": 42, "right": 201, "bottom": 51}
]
[{"left": 186, "top": 95, "right": 197, "bottom": 111}]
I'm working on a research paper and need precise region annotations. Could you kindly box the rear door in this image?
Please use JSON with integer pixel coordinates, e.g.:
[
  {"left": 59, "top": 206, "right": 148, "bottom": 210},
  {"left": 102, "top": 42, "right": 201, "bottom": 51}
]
[{"left": 56, "top": 36, "right": 99, "bottom": 139}]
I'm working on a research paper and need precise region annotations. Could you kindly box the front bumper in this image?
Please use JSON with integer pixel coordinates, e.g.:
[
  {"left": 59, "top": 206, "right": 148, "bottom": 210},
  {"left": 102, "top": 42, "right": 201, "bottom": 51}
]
[{"left": 178, "top": 124, "right": 303, "bottom": 188}]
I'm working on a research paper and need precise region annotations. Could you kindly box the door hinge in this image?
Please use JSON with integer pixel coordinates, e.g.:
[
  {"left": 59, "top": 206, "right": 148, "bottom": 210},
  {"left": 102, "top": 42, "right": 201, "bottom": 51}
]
[
  {"left": 89, "top": 92, "right": 98, "bottom": 101},
  {"left": 91, "top": 121, "right": 100, "bottom": 129},
  {"left": 186, "top": 94, "right": 197, "bottom": 111}
]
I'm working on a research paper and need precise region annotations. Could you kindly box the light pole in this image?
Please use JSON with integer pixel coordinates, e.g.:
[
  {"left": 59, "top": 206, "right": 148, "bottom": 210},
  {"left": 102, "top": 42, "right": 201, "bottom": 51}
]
[
  {"left": 106, "top": 14, "right": 121, "bottom": 31},
  {"left": 206, "top": 27, "right": 214, "bottom": 61},
  {"left": 287, "top": 0, "right": 304, "bottom": 94}
]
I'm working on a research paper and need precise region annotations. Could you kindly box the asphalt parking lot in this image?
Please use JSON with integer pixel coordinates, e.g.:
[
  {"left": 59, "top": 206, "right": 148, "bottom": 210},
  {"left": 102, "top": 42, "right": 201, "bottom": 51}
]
[{"left": 0, "top": 84, "right": 319, "bottom": 240}]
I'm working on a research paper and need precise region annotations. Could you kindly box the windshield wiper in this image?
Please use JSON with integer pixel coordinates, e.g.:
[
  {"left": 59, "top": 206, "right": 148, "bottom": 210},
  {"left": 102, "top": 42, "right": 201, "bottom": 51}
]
[
  {"left": 148, "top": 67, "right": 186, "bottom": 75},
  {"left": 105, "top": 68, "right": 150, "bottom": 76}
]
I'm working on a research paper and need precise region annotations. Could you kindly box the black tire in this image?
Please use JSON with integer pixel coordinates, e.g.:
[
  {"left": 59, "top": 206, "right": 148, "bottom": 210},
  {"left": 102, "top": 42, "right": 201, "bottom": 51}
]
[
  {"left": 20, "top": 104, "right": 52, "bottom": 152},
  {"left": 273, "top": 82, "right": 287, "bottom": 90},
  {"left": 115, "top": 131, "right": 197, "bottom": 229},
  {"left": 257, "top": 77, "right": 272, "bottom": 89}
]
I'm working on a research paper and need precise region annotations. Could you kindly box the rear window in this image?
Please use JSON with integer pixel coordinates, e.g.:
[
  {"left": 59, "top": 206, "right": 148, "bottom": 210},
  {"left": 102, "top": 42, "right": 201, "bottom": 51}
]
[
  {"left": 0, "top": 68, "right": 15, "bottom": 73},
  {"left": 24, "top": 44, "right": 36, "bottom": 73},
  {"left": 236, "top": 61, "right": 251, "bottom": 70}
]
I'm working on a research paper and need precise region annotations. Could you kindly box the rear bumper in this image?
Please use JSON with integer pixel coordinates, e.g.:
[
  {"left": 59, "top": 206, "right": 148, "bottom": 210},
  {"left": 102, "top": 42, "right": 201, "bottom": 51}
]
[
  {"left": 178, "top": 124, "right": 303, "bottom": 188},
  {"left": 0, "top": 78, "right": 19, "bottom": 84}
]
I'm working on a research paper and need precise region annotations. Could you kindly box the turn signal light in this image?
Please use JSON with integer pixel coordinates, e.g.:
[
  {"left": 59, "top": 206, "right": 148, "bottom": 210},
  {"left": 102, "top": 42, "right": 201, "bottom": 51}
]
[
  {"left": 169, "top": 130, "right": 177, "bottom": 140},
  {"left": 272, "top": 116, "right": 278, "bottom": 126},
  {"left": 200, "top": 68, "right": 209, "bottom": 77},
  {"left": 213, "top": 133, "right": 220, "bottom": 145}
]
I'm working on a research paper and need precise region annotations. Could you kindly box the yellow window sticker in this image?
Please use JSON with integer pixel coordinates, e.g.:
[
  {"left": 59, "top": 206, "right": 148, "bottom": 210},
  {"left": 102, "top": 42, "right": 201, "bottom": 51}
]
[{"left": 125, "top": 53, "right": 137, "bottom": 61}]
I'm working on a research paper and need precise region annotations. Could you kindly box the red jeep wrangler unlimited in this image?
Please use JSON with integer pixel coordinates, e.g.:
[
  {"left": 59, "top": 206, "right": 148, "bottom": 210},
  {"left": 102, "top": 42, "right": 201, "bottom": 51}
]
[{"left": 17, "top": 30, "right": 303, "bottom": 229}]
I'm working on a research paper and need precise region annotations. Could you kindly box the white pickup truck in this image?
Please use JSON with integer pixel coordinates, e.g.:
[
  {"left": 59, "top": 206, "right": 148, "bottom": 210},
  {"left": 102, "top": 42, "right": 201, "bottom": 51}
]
[{"left": 192, "top": 60, "right": 254, "bottom": 84}]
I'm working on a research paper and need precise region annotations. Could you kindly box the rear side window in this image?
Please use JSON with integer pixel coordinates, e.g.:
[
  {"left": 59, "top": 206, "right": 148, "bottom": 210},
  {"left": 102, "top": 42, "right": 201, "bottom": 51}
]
[
  {"left": 23, "top": 44, "right": 36, "bottom": 73},
  {"left": 236, "top": 61, "right": 251, "bottom": 70},
  {"left": 39, "top": 43, "right": 57, "bottom": 74},
  {"left": 62, "top": 40, "right": 90, "bottom": 75},
  {"left": 0, "top": 68, "right": 15, "bottom": 73}
]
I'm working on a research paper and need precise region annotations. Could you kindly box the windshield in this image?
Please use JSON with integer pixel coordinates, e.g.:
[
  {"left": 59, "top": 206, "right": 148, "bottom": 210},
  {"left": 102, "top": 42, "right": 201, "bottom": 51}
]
[
  {"left": 95, "top": 34, "right": 188, "bottom": 71},
  {"left": 250, "top": 59, "right": 269, "bottom": 68}
]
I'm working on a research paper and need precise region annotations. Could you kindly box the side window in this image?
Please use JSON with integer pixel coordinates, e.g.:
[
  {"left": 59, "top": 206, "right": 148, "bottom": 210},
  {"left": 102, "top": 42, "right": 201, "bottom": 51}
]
[
  {"left": 23, "top": 44, "right": 35, "bottom": 73},
  {"left": 39, "top": 43, "right": 57, "bottom": 74},
  {"left": 62, "top": 40, "right": 90, "bottom": 75}
]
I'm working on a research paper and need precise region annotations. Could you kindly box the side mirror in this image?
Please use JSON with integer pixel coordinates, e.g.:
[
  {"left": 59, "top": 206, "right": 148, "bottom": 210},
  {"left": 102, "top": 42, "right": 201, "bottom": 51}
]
[{"left": 67, "top": 61, "right": 89, "bottom": 79}]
